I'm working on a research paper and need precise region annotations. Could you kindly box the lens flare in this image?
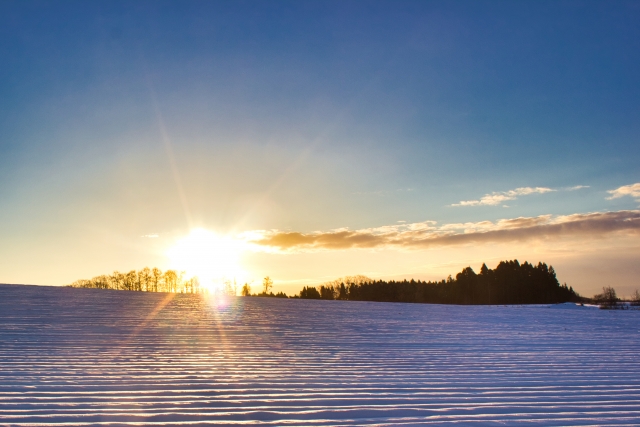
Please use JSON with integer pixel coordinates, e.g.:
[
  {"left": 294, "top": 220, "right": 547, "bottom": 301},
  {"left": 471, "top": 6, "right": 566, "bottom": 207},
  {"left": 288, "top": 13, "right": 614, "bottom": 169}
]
[{"left": 167, "top": 228, "right": 246, "bottom": 291}]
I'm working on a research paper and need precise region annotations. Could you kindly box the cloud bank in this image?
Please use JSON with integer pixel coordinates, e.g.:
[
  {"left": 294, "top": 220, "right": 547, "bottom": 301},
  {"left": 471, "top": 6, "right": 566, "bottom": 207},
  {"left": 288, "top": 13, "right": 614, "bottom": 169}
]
[{"left": 247, "top": 210, "right": 640, "bottom": 252}]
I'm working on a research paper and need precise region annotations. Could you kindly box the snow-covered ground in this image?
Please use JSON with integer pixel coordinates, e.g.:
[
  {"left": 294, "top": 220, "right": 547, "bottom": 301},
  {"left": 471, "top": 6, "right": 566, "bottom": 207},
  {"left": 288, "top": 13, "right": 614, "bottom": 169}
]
[{"left": 1, "top": 284, "right": 640, "bottom": 426}]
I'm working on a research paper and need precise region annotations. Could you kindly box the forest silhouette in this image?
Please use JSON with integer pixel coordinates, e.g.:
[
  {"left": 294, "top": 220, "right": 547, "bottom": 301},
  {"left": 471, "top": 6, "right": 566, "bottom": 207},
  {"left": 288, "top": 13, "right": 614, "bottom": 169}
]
[
  {"left": 300, "top": 260, "right": 579, "bottom": 304},
  {"left": 69, "top": 260, "right": 580, "bottom": 305}
]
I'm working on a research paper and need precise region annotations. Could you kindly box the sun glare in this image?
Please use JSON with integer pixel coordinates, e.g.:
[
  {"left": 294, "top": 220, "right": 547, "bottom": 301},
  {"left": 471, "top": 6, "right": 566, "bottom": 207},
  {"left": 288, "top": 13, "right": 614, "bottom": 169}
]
[{"left": 167, "top": 228, "right": 246, "bottom": 291}]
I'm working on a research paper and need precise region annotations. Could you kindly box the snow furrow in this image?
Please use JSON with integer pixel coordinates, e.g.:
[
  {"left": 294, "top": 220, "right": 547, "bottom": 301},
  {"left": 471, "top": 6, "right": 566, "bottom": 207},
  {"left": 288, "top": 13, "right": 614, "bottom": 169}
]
[{"left": 1, "top": 284, "right": 639, "bottom": 426}]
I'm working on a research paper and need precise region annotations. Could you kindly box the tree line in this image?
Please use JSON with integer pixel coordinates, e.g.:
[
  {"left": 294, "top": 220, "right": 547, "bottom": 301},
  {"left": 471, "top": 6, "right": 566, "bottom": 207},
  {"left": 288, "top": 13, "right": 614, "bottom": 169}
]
[
  {"left": 241, "top": 277, "right": 288, "bottom": 298},
  {"left": 298, "top": 260, "right": 580, "bottom": 304},
  {"left": 67, "top": 260, "right": 586, "bottom": 305},
  {"left": 68, "top": 268, "right": 202, "bottom": 293}
]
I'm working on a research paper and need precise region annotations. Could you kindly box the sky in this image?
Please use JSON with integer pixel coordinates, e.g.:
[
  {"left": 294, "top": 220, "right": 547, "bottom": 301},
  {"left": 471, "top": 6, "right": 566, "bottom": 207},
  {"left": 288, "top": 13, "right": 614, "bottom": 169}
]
[{"left": 1, "top": 0, "right": 639, "bottom": 296}]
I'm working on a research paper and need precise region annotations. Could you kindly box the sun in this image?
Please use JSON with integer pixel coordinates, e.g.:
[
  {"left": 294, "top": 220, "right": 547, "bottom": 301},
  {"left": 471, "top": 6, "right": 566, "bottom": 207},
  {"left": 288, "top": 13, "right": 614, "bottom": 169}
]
[{"left": 167, "top": 228, "right": 246, "bottom": 291}]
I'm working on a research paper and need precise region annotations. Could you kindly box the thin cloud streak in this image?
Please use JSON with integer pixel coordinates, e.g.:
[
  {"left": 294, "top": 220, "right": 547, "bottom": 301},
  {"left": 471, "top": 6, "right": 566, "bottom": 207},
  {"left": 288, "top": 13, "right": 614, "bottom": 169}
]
[
  {"left": 566, "top": 185, "right": 590, "bottom": 191},
  {"left": 451, "top": 187, "right": 555, "bottom": 206},
  {"left": 247, "top": 210, "right": 640, "bottom": 252}
]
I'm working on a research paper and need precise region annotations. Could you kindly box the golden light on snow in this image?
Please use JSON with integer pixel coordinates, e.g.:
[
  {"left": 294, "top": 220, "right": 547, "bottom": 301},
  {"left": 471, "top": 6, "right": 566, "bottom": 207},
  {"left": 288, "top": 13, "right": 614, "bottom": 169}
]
[{"left": 167, "top": 228, "right": 246, "bottom": 291}]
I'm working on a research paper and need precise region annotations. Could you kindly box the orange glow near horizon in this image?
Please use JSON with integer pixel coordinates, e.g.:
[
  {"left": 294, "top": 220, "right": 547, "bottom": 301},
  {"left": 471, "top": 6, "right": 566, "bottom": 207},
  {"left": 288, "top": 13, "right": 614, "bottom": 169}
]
[{"left": 167, "top": 228, "right": 247, "bottom": 292}]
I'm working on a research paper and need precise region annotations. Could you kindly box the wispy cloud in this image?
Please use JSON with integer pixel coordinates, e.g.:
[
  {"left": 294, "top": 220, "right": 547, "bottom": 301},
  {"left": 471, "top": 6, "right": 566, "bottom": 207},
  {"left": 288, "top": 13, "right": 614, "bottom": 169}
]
[
  {"left": 451, "top": 187, "right": 555, "bottom": 207},
  {"left": 246, "top": 210, "right": 640, "bottom": 252},
  {"left": 141, "top": 234, "right": 159, "bottom": 238},
  {"left": 607, "top": 183, "right": 640, "bottom": 201},
  {"left": 566, "top": 185, "right": 590, "bottom": 191},
  {"left": 451, "top": 185, "right": 590, "bottom": 207}
]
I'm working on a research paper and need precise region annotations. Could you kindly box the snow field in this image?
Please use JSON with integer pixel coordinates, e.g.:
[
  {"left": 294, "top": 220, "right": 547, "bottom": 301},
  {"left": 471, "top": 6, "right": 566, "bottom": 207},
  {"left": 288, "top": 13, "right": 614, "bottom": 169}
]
[{"left": 1, "top": 284, "right": 640, "bottom": 426}]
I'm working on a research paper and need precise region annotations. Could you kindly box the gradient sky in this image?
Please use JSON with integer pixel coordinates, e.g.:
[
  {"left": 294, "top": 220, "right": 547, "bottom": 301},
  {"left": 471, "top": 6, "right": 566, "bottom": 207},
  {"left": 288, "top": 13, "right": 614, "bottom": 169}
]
[{"left": 1, "top": 1, "right": 639, "bottom": 296}]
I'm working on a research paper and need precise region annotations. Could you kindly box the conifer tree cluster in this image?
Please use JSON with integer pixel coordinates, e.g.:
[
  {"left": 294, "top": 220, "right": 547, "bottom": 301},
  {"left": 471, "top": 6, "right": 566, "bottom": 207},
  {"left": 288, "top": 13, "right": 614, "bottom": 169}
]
[{"left": 299, "top": 260, "right": 579, "bottom": 304}]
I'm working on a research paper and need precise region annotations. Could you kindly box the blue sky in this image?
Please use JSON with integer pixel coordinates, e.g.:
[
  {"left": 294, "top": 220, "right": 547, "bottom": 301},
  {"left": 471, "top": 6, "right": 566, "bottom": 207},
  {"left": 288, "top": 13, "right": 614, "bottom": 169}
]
[{"left": 1, "top": 1, "right": 639, "bottom": 294}]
